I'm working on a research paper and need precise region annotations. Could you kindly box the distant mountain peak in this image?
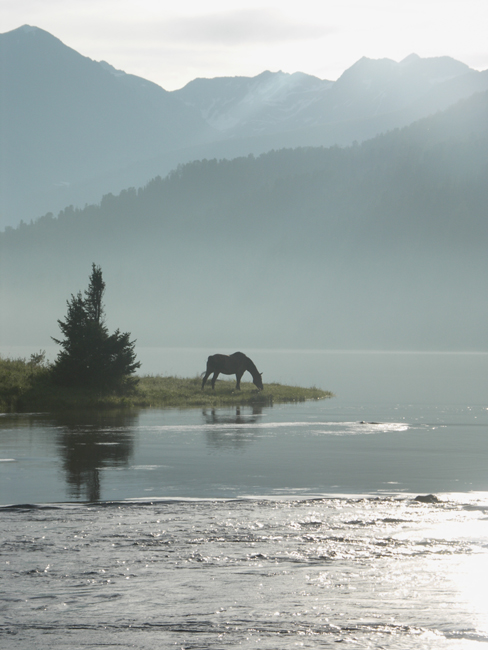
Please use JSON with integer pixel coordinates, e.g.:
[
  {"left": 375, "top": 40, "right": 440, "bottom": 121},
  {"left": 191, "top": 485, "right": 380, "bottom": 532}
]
[
  {"left": 16, "top": 24, "right": 39, "bottom": 33},
  {"left": 400, "top": 53, "right": 421, "bottom": 64},
  {"left": 335, "top": 53, "right": 471, "bottom": 90},
  {"left": 5, "top": 24, "right": 58, "bottom": 40},
  {"left": 172, "top": 68, "right": 331, "bottom": 134},
  {"left": 337, "top": 56, "right": 396, "bottom": 80},
  {"left": 1, "top": 24, "right": 78, "bottom": 57}
]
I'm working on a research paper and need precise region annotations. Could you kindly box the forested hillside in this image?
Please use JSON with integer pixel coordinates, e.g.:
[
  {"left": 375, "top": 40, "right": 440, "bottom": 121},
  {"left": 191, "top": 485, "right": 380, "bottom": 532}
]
[{"left": 1, "top": 91, "right": 487, "bottom": 351}]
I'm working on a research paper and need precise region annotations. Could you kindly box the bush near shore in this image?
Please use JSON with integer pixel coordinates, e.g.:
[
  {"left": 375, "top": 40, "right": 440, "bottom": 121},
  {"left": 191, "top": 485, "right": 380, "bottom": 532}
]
[{"left": 0, "top": 355, "right": 333, "bottom": 412}]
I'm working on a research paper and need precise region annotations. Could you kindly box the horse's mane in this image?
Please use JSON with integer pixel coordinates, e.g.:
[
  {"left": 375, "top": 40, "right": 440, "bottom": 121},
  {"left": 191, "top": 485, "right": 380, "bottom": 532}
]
[{"left": 242, "top": 354, "right": 260, "bottom": 377}]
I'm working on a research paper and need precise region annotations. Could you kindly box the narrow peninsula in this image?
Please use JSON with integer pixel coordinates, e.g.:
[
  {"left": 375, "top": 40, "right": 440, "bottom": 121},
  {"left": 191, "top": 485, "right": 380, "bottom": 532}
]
[{"left": 0, "top": 355, "right": 332, "bottom": 413}]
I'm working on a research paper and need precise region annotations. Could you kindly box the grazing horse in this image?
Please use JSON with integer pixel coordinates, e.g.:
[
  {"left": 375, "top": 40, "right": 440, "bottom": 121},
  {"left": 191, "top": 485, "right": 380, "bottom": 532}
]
[{"left": 201, "top": 352, "right": 263, "bottom": 391}]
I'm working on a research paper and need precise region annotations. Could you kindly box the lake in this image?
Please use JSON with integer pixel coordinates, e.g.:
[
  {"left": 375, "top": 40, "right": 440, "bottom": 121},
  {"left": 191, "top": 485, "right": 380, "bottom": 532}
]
[{"left": 1, "top": 349, "right": 488, "bottom": 648}]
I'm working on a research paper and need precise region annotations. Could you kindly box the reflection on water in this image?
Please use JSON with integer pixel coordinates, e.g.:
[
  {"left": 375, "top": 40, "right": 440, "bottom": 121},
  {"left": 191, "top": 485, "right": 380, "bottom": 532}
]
[
  {"left": 53, "top": 411, "right": 138, "bottom": 502},
  {"left": 202, "top": 406, "right": 263, "bottom": 451},
  {"left": 2, "top": 401, "right": 488, "bottom": 504},
  {"left": 202, "top": 405, "right": 263, "bottom": 426}
]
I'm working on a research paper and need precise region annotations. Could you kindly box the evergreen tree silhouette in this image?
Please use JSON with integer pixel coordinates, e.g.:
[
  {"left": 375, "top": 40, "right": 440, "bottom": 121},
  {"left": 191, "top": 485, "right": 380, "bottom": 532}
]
[{"left": 52, "top": 264, "right": 140, "bottom": 392}]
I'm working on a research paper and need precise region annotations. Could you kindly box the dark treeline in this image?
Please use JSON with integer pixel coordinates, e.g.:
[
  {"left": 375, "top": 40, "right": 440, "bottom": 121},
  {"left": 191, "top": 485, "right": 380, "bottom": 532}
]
[
  {"left": 2, "top": 91, "right": 488, "bottom": 351},
  {"left": 4, "top": 90, "right": 487, "bottom": 246}
]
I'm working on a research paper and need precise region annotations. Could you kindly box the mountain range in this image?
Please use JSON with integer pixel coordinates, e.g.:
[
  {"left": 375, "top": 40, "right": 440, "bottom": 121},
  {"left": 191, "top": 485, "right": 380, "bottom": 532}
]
[
  {"left": 1, "top": 24, "right": 488, "bottom": 229},
  {"left": 1, "top": 86, "right": 487, "bottom": 352}
]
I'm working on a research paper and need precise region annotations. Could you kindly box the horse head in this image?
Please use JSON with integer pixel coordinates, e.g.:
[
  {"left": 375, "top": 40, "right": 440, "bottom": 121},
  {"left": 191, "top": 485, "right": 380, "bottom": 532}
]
[{"left": 254, "top": 372, "right": 264, "bottom": 391}]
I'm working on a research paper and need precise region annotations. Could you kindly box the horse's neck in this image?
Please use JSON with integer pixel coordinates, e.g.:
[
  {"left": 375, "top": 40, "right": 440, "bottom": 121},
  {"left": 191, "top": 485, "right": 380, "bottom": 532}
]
[{"left": 245, "top": 358, "right": 259, "bottom": 379}]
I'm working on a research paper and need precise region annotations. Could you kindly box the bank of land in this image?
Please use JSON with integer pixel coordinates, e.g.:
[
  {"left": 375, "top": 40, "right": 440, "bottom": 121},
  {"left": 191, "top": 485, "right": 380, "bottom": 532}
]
[{"left": 0, "top": 356, "right": 332, "bottom": 412}]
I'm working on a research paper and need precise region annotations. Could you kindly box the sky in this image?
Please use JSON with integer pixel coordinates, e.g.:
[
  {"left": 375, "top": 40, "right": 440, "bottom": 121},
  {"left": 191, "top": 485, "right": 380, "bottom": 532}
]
[{"left": 2, "top": 0, "right": 488, "bottom": 91}]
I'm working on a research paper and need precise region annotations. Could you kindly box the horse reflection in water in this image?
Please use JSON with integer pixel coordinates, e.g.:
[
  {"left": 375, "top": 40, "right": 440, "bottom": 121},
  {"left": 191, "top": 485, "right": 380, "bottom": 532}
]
[
  {"left": 203, "top": 406, "right": 264, "bottom": 450},
  {"left": 202, "top": 405, "right": 263, "bottom": 426},
  {"left": 201, "top": 352, "right": 263, "bottom": 391}
]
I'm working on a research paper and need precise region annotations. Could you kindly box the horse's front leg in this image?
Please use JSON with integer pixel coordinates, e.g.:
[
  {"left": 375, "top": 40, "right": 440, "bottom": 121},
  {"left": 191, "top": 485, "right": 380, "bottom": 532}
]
[
  {"left": 211, "top": 372, "right": 220, "bottom": 389},
  {"left": 235, "top": 371, "right": 244, "bottom": 390}
]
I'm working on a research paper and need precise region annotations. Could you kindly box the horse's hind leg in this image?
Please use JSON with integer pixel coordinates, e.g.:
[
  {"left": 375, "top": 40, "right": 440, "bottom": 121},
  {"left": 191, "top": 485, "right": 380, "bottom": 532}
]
[
  {"left": 211, "top": 372, "right": 220, "bottom": 389},
  {"left": 202, "top": 369, "right": 212, "bottom": 390}
]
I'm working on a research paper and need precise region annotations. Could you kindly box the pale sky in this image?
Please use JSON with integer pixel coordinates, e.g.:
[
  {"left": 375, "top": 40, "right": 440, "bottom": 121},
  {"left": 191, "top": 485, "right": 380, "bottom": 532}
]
[{"left": 2, "top": 0, "right": 488, "bottom": 90}]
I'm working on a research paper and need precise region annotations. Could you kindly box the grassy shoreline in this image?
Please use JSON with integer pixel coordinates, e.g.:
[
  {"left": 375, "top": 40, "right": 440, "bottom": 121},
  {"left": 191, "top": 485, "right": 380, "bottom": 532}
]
[
  {"left": 135, "top": 375, "right": 333, "bottom": 409},
  {"left": 0, "top": 355, "right": 333, "bottom": 412}
]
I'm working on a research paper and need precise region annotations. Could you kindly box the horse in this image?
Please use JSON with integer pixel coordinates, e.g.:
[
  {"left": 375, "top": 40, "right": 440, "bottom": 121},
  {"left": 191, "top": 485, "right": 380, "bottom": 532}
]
[{"left": 201, "top": 352, "right": 263, "bottom": 391}]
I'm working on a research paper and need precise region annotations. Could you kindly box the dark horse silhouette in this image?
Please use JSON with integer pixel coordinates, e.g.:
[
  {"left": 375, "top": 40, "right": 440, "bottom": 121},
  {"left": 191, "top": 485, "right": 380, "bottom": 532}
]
[{"left": 201, "top": 352, "right": 263, "bottom": 391}]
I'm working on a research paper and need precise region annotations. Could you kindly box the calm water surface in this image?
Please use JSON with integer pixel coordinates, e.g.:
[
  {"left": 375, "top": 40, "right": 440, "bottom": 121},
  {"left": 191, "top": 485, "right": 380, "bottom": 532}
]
[
  {"left": 1, "top": 401, "right": 488, "bottom": 503},
  {"left": 1, "top": 351, "right": 488, "bottom": 648}
]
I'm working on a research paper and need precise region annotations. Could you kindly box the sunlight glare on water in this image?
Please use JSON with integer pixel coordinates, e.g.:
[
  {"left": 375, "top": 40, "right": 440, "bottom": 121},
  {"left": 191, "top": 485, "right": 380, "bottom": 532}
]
[
  {"left": 2, "top": 495, "right": 488, "bottom": 648},
  {"left": 442, "top": 498, "right": 488, "bottom": 639}
]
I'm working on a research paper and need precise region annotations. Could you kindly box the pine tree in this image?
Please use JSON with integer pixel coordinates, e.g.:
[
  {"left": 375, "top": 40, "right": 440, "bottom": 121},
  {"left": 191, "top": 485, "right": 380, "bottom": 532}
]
[
  {"left": 52, "top": 264, "right": 140, "bottom": 392},
  {"left": 84, "top": 263, "right": 105, "bottom": 325}
]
